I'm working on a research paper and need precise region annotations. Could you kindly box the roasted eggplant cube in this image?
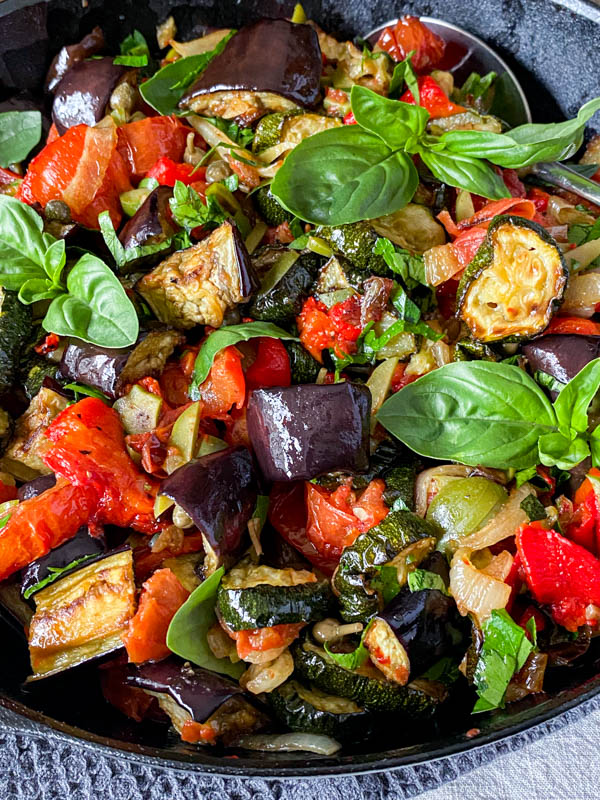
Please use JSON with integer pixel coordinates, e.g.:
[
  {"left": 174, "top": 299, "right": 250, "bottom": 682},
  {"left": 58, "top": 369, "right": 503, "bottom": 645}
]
[
  {"left": 247, "top": 382, "right": 371, "bottom": 482},
  {"left": 457, "top": 215, "right": 568, "bottom": 342},
  {"left": 522, "top": 334, "right": 600, "bottom": 386},
  {"left": 27, "top": 548, "right": 135, "bottom": 679},
  {"left": 17, "top": 472, "right": 56, "bottom": 501},
  {"left": 137, "top": 221, "right": 258, "bottom": 329},
  {"left": 179, "top": 20, "right": 321, "bottom": 120},
  {"left": 125, "top": 657, "right": 266, "bottom": 744},
  {"left": 45, "top": 25, "right": 105, "bottom": 92},
  {"left": 52, "top": 57, "right": 126, "bottom": 134},
  {"left": 119, "top": 186, "right": 176, "bottom": 254},
  {"left": 60, "top": 328, "right": 183, "bottom": 399},
  {"left": 159, "top": 446, "right": 259, "bottom": 559}
]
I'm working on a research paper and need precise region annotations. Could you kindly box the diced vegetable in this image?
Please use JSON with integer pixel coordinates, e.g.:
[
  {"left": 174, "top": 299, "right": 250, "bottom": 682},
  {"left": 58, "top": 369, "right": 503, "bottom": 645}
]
[
  {"left": 0, "top": 289, "right": 32, "bottom": 396},
  {"left": 113, "top": 384, "right": 163, "bottom": 435},
  {"left": 52, "top": 58, "right": 126, "bottom": 134}
]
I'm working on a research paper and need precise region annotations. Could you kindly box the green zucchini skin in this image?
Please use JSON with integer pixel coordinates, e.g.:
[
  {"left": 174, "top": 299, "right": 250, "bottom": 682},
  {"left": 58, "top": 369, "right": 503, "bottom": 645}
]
[
  {"left": 268, "top": 679, "right": 377, "bottom": 742},
  {"left": 456, "top": 214, "right": 568, "bottom": 343},
  {"left": 352, "top": 439, "right": 419, "bottom": 510},
  {"left": 453, "top": 338, "right": 500, "bottom": 362},
  {"left": 252, "top": 110, "right": 302, "bottom": 154},
  {"left": 334, "top": 510, "right": 439, "bottom": 622},
  {"left": 254, "top": 184, "right": 294, "bottom": 226},
  {"left": 247, "top": 252, "right": 321, "bottom": 324},
  {"left": 292, "top": 638, "right": 441, "bottom": 717},
  {"left": 21, "top": 356, "right": 61, "bottom": 400},
  {"left": 217, "top": 577, "right": 333, "bottom": 631},
  {"left": 317, "top": 222, "right": 389, "bottom": 276},
  {"left": 283, "top": 340, "right": 321, "bottom": 384},
  {"left": 0, "top": 291, "right": 32, "bottom": 396}
]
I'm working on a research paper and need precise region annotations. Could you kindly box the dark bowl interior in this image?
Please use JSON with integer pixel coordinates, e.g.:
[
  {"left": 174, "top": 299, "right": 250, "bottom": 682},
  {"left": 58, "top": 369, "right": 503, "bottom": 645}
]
[{"left": 2, "top": 0, "right": 600, "bottom": 778}]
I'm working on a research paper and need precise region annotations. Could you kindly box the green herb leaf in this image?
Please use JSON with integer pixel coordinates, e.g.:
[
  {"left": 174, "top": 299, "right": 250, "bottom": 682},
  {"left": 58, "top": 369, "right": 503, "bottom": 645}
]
[
  {"left": 204, "top": 117, "right": 255, "bottom": 148},
  {"left": 407, "top": 569, "right": 448, "bottom": 594},
  {"left": 525, "top": 616, "right": 537, "bottom": 648},
  {"left": 515, "top": 466, "right": 538, "bottom": 488},
  {"left": 371, "top": 564, "right": 402, "bottom": 605},
  {"left": 0, "top": 195, "right": 56, "bottom": 290},
  {"left": 534, "top": 370, "right": 565, "bottom": 395},
  {"left": 373, "top": 236, "right": 428, "bottom": 288},
  {"left": 18, "top": 278, "right": 64, "bottom": 304},
  {"left": 114, "top": 54, "right": 148, "bottom": 67},
  {"left": 140, "top": 31, "right": 235, "bottom": 116},
  {"left": 23, "top": 553, "right": 99, "bottom": 599},
  {"left": 519, "top": 494, "right": 547, "bottom": 522},
  {"left": 271, "top": 126, "right": 419, "bottom": 226},
  {"left": 377, "top": 361, "right": 558, "bottom": 470},
  {"left": 190, "top": 321, "right": 298, "bottom": 398},
  {"left": 350, "top": 85, "right": 429, "bottom": 149},
  {"left": 473, "top": 608, "right": 533, "bottom": 712},
  {"left": 63, "top": 382, "right": 111, "bottom": 404},
  {"left": 324, "top": 622, "right": 371, "bottom": 670},
  {"left": 98, "top": 209, "right": 173, "bottom": 269},
  {"left": 43, "top": 253, "right": 139, "bottom": 348},
  {"left": 166, "top": 566, "right": 244, "bottom": 678},
  {"left": 0, "top": 110, "right": 42, "bottom": 167},
  {"left": 455, "top": 71, "right": 497, "bottom": 105},
  {"left": 388, "top": 51, "right": 420, "bottom": 101},
  {"left": 420, "top": 656, "right": 461, "bottom": 687},
  {"left": 419, "top": 146, "right": 510, "bottom": 200},
  {"left": 538, "top": 430, "right": 590, "bottom": 471},
  {"left": 552, "top": 357, "right": 600, "bottom": 435},
  {"left": 169, "top": 180, "right": 227, "bottom": 231}
]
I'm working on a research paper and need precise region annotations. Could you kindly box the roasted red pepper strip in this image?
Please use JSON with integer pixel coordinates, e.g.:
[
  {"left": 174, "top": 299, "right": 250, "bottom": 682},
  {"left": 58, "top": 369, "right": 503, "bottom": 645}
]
[
  {"left": 146, "top": 156, "right": 205, "bottom": 187},
  {"left": 516, "top": 524, "right": 600, "bottom": 631},
  {"left": 400, "top": 76, "right": 466, "bottom": 118},
  {"left": 0, "top": 479, "right": 98, "bottom": 581},
  {"left": 197, "top": 345, "right": 246, "bottom": 419},
  {"left": 231, "top": 622, "right": 306, "bottom": 661},
  {"left": 245, "top": 337, "right": 291, "bottom": 390},
  {"left": 544, "top": 317, "right": 600, "bottom": 336},
  {"left": 43, "top": 397, "right": 160, "bottom": 533}
]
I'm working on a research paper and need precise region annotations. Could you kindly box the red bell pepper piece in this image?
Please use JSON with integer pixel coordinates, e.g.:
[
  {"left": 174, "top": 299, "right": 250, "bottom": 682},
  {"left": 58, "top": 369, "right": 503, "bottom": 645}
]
[
  {"left": 527, "top": 186, "right": 551, "bottom": 213},
  {"left": 400, "top": 76, "right": 466, "bottom": 119},
  {"left": 146, "top": 156, "right": 205, "bottom": 187},
  {"left": 231, "top": 621, "right": 306, "bottom": 660},
  {"left": 122, "top": 568, "right": 189, "bottom": 663},
  {"left": 544, "top": 317, "right": 600, "bottom": 337},
  {"left": 245, "top": 337, "right": 291, "bottom": 390},
  {"left": 516, "top": 524, "right": 600, "bottom": 631},
  {"left": 343, "top": 110, "right": 357, "bottom": 125},
  {"left": 376, "top": 16, "right": 445, "bottom": 71},
  {"left": 0, "top": 480, "right": 17, "bottom": 504},
  {"left": 117, "top": 116, "right": 188, "bottom": 179},
  {"left": 43, "top": 397, "right": 160, "bottom": 533},
  {"left": 297, "top": 295, "right": 363, "bottom": 363},
  {"left": 196, "top": 345, "right": 246, "bottom": 419},
  {"left": 181, "top": 721, "right": 217, "bottom": 744}
]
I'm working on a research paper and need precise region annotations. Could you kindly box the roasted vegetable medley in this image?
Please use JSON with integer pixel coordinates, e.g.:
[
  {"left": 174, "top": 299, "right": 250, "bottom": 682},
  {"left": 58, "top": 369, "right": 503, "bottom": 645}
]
[{"left": 2, "top": 7, "right": 600, "bottom": 756}]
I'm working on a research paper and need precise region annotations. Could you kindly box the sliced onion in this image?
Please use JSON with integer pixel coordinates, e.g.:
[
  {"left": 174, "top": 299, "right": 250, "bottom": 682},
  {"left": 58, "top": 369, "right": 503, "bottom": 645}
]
[
  {"left": 561, "top": 269, "right": 600, "bottom": 316},
  {"left": 171, "top": 29, "right": 231, "bottom": 58},
  {"left": 255, "top": 141, "right": 297, "bottom": 164},
  {"left": 450, "top": 549, "right": 511, "bottom": 626},
  {"left": 424, "top": 243, "right": 463, "bottom": 286},
  {"left": 545, "top": 225, "right": 569, "bottom": 242},
  {"left": 415, "top": 465, "right": 472, "bottom": 517},
  {"left": 458, "top": 483, "right": 535, "bottom": 552},
  {"left": 156, "top": 16, "right": 176, "bottom": 49},
  {"left": 234, "top": 732, "right": 342, "bottom": 755},
  {"left": 547, "top": 195, "right": 595, "bottom": 226},
  {"left": 480, "top": 549, "right": 513, "bottom": 581},
  {"left": 430, "top": 340, "right": 453, "bottom": 368}
]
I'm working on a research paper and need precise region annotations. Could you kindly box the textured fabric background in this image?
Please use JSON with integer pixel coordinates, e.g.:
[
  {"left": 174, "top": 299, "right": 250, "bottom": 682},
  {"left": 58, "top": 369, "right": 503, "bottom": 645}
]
[{"left": 1, "top": 698, "right": 598, "bottom": 799}]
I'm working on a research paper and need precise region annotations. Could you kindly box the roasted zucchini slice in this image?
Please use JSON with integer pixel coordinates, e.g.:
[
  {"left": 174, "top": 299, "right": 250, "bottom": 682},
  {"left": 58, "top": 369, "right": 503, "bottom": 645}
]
[
  {"left": 254, "top": 184, "right": 295, "bottom": 226},
  {"left": 217, "top": 559, "right": 332, "bottom": 631},
  {"left": 253, "top": 111, "right": 340, "bottom": 154},
  {"left": 27, "top": 548, "right": 136, "bottom": 679},
  {"left": 0, "top": 409, "right": 13, "bottom": 456},
  {"left": 292, "top": 636, "right": 443, "bottom": 716},
  {"left": 268, "top": 679, "right": 376, "bottom": 742},
  {"left": 333, "top": 510, "right": 439, "bottom": 623},
  {"left": 247, "top": 251, "right": 321, "bottom": 323},
  {"left": 317, "top": 221, "right": 389, "bottom": 276},
  {"left": 21, "top": 356, "right": 61, "bottom": 400},
  {"left": 457, "top": 215, "right": 568, "bottom": 342},
  {"left": 283, "top": 340, "right": 321, "bottom": 384},
  {"left": 0, "top": 289, "right": 32, "bottom": 396}
]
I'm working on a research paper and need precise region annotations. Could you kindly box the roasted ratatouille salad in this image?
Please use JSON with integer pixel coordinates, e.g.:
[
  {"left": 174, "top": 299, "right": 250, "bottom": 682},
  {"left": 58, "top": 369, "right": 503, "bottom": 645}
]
[{"left": 2, "top": 7, "right": 600, "bottom": 756}]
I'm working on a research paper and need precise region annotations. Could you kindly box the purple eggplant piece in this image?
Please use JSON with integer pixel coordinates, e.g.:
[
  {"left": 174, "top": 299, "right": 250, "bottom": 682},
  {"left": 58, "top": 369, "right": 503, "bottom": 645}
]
[
  {"left": 119, "top": 187, "right": 176, "bottom": 251},
  {"left": 17, "top": 473, "right": 57, "bottom": 502},
  {"left": 522, "top": 334, "right": 600, "bottom": 386},
  {"left": 52, "top": 58, "right": 126, "bottom": 135},
  {"left": 59, "top": 327, "right": 183, "bottom": 399},
  {"left": 46, "top": 26, "right": 105, "bottom": 92},
  {"left": 179, "top": 20, "right": 321, "bottom": 111},
  {"left": 125, "top": 657, "right": 243, "bottom": 723},
  {"left": 159, "top": 446, "right": 259, "bottom": 557},
  {"left": 379, "top": 588, "right": 470, "bottom": 679},
  {"left": 20, "top": 525, "right": 106, "bottom": 599},
  {"left": 0, "top": 3, "right": 48, "bottom": 91},
  {"left": 247, "top": 382, "right": 371, "bottom": 482}
]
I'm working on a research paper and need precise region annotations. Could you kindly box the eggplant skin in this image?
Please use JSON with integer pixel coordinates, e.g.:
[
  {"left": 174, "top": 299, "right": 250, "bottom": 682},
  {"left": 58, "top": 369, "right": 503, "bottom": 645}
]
[
  {"left": 60, "top": 328, "right": 183, "bottom": 399},
  {"left": 52, "top": 58, "right": 126, "bottom": 135},
  {"left": 45, "top": 26, "right": 105, "bottom": 92},
  {"left": 522, "top": 334, "right": 600, "bottom": 385},
  {"left": 179, "top": 20, "right": 321, "bottom": 115},
  {"left": 17, "top": 472, "right": 57, "bottom": 502},
  {"left": 160, "top": 446, "right": 259, "bottom": 557},
  {"left": 119, "top": 187, "right": 176, "bottom": 252},
  {"left": 247, "top": 382, "right": 371, "bottom": 482}
]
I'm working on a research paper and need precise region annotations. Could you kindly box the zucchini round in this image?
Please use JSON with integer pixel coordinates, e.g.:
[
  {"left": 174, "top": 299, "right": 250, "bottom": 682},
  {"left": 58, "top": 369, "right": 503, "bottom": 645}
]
[
  {"left": 217, "top": 561, "right": 333, "bottom": 631},
  {"left": 317, "top": 221, "right": 389, "bottom": 276},
  {"left": 268, "top": 679, "right": 376, "bottom": 742},
  {"left": 292, "top": 638, "right": 442, "bottom": 717},
  {"left": 457, "top": 215, "right": 568, "bottom": 342},
  {"left": 333, "top": 510, "right": 439, "bottom": 623},
  {"left": 247, "top": 251, "right": 321, "bottom": 323},
  {"left": 283, "top": 340, "right": 321, "bottom": 384},
  {"left": 254, "top": 184, "right": 295, "bottom": 226}
]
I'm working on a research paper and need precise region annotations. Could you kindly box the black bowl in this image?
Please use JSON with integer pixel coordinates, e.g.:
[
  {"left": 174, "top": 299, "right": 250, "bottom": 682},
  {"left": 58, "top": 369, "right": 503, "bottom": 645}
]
[{"left": 2, "top": 0, "right": 600, "bottom": 778}]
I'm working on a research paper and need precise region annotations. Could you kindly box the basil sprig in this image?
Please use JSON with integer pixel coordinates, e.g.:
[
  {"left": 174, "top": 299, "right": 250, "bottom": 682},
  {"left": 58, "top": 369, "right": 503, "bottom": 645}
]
[
  {"left": 377, "top": 359, "right": 600, "bottom": 471},
  {"left": 114, "top": 29, "right": 150, "bottom": 68},
  {"left": 271, "top": 86, "right": 600, "bottom": 226},
  {"left": 0, "top": 110, "right": 42, "bottom": 168},
  {"left": 0, "top": 197, "right": 139, "bottom": 348}
]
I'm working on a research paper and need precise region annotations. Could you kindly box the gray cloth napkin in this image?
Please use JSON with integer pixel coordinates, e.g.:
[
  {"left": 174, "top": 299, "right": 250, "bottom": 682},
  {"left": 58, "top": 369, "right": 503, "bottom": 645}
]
[{"left": 1, "top": 697, "right": 598, "bottom": 799}]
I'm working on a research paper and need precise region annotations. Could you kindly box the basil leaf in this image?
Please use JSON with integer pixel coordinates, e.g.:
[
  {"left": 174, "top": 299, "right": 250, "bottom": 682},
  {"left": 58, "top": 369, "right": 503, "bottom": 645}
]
[
  {"left": 350, "top": 85, "right": 429, "bottom": 149},
  {"left": 0, "top": 110, "right": 42, "bottom": 167},
  {"left": 553, "top": 357, "right": 600, "bottom": 434},
  {"left": 18, "top": 278, "right": 63, "bottom": 304},
  {"left": 114, "top": 54, "right": 148, "bottom": 67},
  {"left": 515, "top": 466, "right": 538, "bottom": 488},
  {"left": 419, "top": 146, "right": 510, "bottom": 200},
  {"left": 23, "top": 553, "right": 99, "bottom": 600},
  {"left": 407, "top": 569, "right": 448, "bottom": 594},
  {"left": 271, "top": 126, "right": 419, "bottom": 226},
  {"left": 0, "top": 195, "right": 51, "bottom": 290},
  {"left": 98, "top": 210, "right": 172, "bottom": 269},
  {"left": 324, "top": 622, "right": 371, "bottom": 670},
  {"left": 119, "top": 29, "right": 150, "bottom": 59},
  {"left": 204, "top": 117, "right": 255, "bottom": 148},
  {"left": 190, "top": 321, "right": 297, "bottom": 398},
  {"left": 538, "top": 431, "right": 590, "bottom": 471},
  {"left": 63, "top": 382, "right": 111, "bottom": 404},
  {"left": 377, "top": 361, "right": 558, "bottom": 470},
  {"left": 43, "top": 238, "right": 67, "bottom": 284},
  {"left": 519, "top": 494, "right": 547, "bottom": 522},
  {"left": 420, "top": 656, "right": 460, "bottom": 687},
  {"left": 473, "top": 608, "right": 533, "bottom": 712},
  {"left": 456, "top": 71, "right": 497, "bottom": 105},
  {"left": 43, "top": 253, "right": 139, "bottom": 348},
  {"left": 591, "top": 428, "right": 600, "bottom": 468},
  {"left": 169, "top": 180, "right": 227, "bottom": 231},
  {"left": 140, "top": 31, "right": 235, "bottom": 115},
  {"left": 534, "top": 369, "right": 565, "bottom": 395},
  {"left": 371, "top": 564, "right": 402, "bottom": 605},
  {"left": 389, "top": 51, "right": 419, "bottom": 102},
  {"left": 373, "top": 236, "right": 428, "bottom": 288},
  {"left": 166, "top": 566, "right": 244, "bottom": 678}
]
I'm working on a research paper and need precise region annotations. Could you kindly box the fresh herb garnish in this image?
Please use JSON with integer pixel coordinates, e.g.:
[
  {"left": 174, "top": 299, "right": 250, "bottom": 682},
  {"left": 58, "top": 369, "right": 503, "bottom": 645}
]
[
  {"left": 114, "top": 29, "right": 150, "bottom": 67},
  {"left": 168, "top": 180, "right": 227, "bottom": 231},
  {"left": 204, "top": 117, "right": 255, "bottom": 148},
  {"left": 373, "top": 236, "right": 428, "bottom": 289},
  {"left": 0, "top": 110, "right": 42, "bottom": 168},
  {"left": 388, "top": 52, "right": 420, "bottom": 101},
  {"left": 519, "top": 494, "right": 547, "bottom": 522},
  {"left": 371, "top": 564, "right": 403, "bottom": 605},
  {"left": 98, "top": 209, "right": 176, "bottom": 269},
  {"left": 23, "top": 554, "right": 99, "bottom": 600},
  {"left": 455, "top": 71, "right": 497, "bottom": 105},
  {"left": 534, "top": 370, "right": 565, "bottom": 395},
  {"left": 63, "top": 382, "right": 111, "bottom": 404},
  {"left": 407, "top": 569, "right": 448, "bottom": 594},
  {"left": 324, "top": 622, "right": 371, "bottom": 670}
]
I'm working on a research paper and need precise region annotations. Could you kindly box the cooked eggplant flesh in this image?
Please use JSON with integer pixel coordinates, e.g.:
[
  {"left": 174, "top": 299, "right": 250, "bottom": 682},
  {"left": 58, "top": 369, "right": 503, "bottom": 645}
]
[
  {"left": 52, "top": 57, "right": 126, "bottom": 134},
  {"left": 17, "top": 472, "right": 56, "bottom": 502},
  {"left": 27, "top": 548, "right": 135, "bottom": 679},
  {"left": 119, "top": 186, "right": 176, "bottom": 252},
  {"left": 45, "top": 25, "right": 105, "bottom": 92},
  {"left": 522, "top": 334, "right": 600, "bottom": 385}
]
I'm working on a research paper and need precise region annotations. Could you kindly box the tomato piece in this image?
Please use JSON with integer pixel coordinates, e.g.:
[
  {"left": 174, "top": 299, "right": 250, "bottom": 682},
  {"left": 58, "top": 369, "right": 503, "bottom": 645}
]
[
  {"left": 0, "top": 480, "right": 17, "bottom": 504},
  {"left": 122, "top": 568, "right": 189, "bottom": 663},
  {"left": 527, "top": 187, "right": 551, "bottom": 213},
  {"left": 197, "top": 346, "right": 246, "bottom": 419},
  {"left": 117, "top": 117, "right": 188, "bottom": 179},
  {"left": 233, "top": 622, "right": 305, "bottom": 660},
  {"left": 43, "top": 397, "right": 160, "bottom": 533},
  {"left": 245, "top": 338, "right": 292, "bottom": 390},
  {"left": 544, "top": 317, "right": 600, "bottom": 336},
  {"left": 451, "top": 227, "right": 488, "bottom": 268},
  {"left": 146, "top": 156, "right": 202, "bottom": 187},
  {"left": 376, "top": 16, "right": 445, "bottom": 71},
  {"left": 400, "top": 76, "right": 466, "bottom": 118},
  {"left": 181, "top": 720, "right": 217, "bottom": 744},
  {"left": 343, "top": 110, "right": 357, "bottom": 125}
]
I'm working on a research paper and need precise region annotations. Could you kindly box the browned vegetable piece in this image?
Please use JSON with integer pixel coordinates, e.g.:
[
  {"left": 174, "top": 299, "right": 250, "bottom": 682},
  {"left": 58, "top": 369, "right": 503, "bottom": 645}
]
[
  {"left": 52, "top": 57, "right": 126, "bottom": 134},
  {"left": 46, "top": 25, "right": 105, "bottom": 92},
  {"left": 119, "top": 186, "right": 176, "bottom": 251}
]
